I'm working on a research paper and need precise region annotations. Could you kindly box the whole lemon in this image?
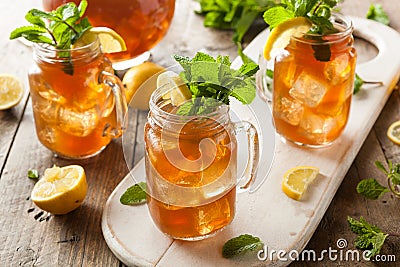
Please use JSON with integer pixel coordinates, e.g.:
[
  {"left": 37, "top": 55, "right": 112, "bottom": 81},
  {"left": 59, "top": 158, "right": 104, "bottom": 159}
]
[{"left": 122, "top": 62, "right": 165, "bottom": 110}]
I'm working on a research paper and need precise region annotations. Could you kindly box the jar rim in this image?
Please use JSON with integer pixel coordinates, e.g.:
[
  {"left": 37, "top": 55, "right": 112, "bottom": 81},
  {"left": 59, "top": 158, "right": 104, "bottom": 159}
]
[
  {"left": 292, "top": 13, "right": 354, "bottom": 45},
  {"left": 32, "top": 37, "right": 101, "bottom": 53},
  {"left": 149, "top": 82, "right": 230, "bottom": 120}
]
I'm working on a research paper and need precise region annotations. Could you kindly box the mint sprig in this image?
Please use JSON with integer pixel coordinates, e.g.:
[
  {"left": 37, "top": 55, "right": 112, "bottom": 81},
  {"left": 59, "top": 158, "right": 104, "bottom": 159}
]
[
  {"left": 356, "top": 160, "right": 400, "bottom": 199},
  {"left": 263, "top": 0, "right": 340, "bottom": 34},
  {"left": 347, "top": 216, "right": 392, "bottom": 258},
  {"left": 367, "top": 4, "right": 389, "bottom": 26},
  {"left": 222, "top": 234, "right": 263, "bottom": 258},
  {"left": 10, "top": 0, "right": 91, "bottom": 49},
  {"left": 10, "top": 1, "right": 91, "bottom": 75},
  {"left": 173, "top": 52, "right": 258, "bottom": 115},
  {"left": 356, "top": 178, "right": 390, "bottom": 200}
]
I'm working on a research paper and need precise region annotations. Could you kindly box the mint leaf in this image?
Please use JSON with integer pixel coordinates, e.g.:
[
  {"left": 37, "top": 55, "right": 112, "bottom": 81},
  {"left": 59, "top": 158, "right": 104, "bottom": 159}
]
[
  {"left": 347, "top": 216, "right": 389, "bottom": 258},
  {"left": 356, "top": 179, "right": 390, "bottom": 200},
  {"left": 197, "top": 0, "right": 277, "bottom": 44},
  {"left": 263, "top": 6, "right": 294, "bottom": 29},
  {"left": 10, "top": 0, "right": 90, "bottom": 49},
  {"left": 353, "top": 73, "right": 363, "bottom": 94},
  {"left": 222, "top": 234, "right": 263, "bottom": 258},
  {"left": 28, "top": 169, "right": 39, "bottom": 180},
  {"left": 173, "top": 51, "right": 258, "bottom": 115},
  {"left": 120, "top": 182, "right": 147, "bottom": 205},
  {"left": 367, "top": 4, "right": 389, "bottom": 26}
]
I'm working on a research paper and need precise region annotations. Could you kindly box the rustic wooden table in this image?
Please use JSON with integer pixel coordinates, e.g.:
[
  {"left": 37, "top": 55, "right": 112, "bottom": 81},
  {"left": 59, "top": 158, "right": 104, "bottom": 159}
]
[{"left": 0, "top": 0, "right": 399, "bottom": 266}]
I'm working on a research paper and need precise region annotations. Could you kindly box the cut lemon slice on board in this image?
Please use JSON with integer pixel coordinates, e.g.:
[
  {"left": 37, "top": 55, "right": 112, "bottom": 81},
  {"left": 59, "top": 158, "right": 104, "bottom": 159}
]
[
  {"left": 74, "top": 27, "right": 127, "bottom": 53},
  {"left": 0, "top": 74, "right": 24, "bottom": 110},
  {"left": 157, "top": 71, "right": 192, "bottom": 107},
  {"left": 282, "top": 166, "right": 319, "bottom": 200},
  {"left": 263, "top": 17, "right": 312, "bottom": 60},
  {"left": 387, "top": 120, "right": 400, "bottom": 145},
  {"left": 31, "top": 165, "right": 88, "bottom": 215}
]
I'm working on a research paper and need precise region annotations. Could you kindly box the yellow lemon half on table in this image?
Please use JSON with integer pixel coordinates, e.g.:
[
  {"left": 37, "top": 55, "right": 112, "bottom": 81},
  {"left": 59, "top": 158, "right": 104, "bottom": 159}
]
[
  {"left": 387, "top": 120, "right": 400, "bottom": 145},
  {"left": 263, "top": 17, "right": 312, "bottom": 60},
  {"left": 282, "top": 166, "right": 319, "bottom": 200},
  {"left": 74, "top": 27, "right": 127, "bottom": 53},
  {"left": 0, "top": 74, "right": 24, "bottom": 110},
  {"left": 122, "top": 62, "right": 166, "bottom": 110},
  {"left": 157, "top": 71, "right": 192, "bottom": 107},
  {"left": 31, "top": 165, "right": 88, "bottom": 215}
]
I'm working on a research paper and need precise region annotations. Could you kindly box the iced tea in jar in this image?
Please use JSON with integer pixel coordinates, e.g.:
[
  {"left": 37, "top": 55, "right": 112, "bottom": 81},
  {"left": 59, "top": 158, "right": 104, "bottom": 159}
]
[
  {"left": 42, "top": 0, "right": 175, "bottom": 64},
  {"left": 28, "top": 39, "right": 127, "bottom": 159},
  {"left": 272, "top": 14, "right": 356, "bottom": 147},
  {"left": 144, "top": 86, "right": 259, "bottom": 240}
]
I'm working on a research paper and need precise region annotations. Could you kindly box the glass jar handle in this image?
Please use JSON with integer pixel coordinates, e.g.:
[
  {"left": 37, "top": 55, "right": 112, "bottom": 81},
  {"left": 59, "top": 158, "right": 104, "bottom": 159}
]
[
  {"left": 233, "top": 121, "right": 260, "bottom": 191},
  {"left": 100, "top": 71, "right": 128, "bottom": 138},
  {"left": 388, "top": 177, "right": 400, "bottom": 198}
]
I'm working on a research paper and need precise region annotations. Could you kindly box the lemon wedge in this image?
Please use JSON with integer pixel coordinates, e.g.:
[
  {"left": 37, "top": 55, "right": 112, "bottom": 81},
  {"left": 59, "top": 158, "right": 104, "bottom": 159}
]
[
  {"left": 74, "top": 27, "right": 127, "bottom": 53},
  {"left": 263, "top": 17, "right": 312, "bottom": 60},
  {"left": 282, "top": 166, "right": 319, "bottom": 200},
  {"left": 157, "top": 71, "right": 192, "bottom": 107},
  {"left": 387, "top": 120, "right": 400, "bottom": 145},
  {"left": 0, "top": 74, "right": 24, "bottom": 110},
  {"left": 31, "top": 165, "right": 88, "bottom": 215},
  {"left": 122, "top": 62, "right": 165, "bottom": 110}
]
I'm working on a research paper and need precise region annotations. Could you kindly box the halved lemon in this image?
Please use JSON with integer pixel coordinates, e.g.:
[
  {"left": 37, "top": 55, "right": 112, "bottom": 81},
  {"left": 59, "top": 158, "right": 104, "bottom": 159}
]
[
  {"left": 263, "top": 17, "right": 312, "bottom": 60},
  {"left": 74, "top": 27, "right": 127, "bottom": 53},
  {"left": 31, "top": 165, "right": 88, "bottom": 215},
  {"left": 0, "top": 74, "right": 24, "bottom": 110},
  {"left": 122, "top": 62, "right": 165, "bottom": 110},
  {"left": 282, "top": 166, "right": 319, "bottom": 200},
  {"left": 157, "top": 71, "right": 192, "bottom": 107},
  {"left": 387, "top": 120, "right": 400, "bottom": 145}
]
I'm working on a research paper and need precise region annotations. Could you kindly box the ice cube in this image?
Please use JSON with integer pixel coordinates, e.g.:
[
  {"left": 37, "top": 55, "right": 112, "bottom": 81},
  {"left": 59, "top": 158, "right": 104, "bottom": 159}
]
[
  {"left": 197, "top": 198, "right": 230, "bottom": 235},
  {"left": 300, "top": 113, "right": 337, "bottom": 142},
  {"left": 38, "top": 126, "right": 56, "bottom": 144},
  {"left": 324, "top": 54, "right": 351, "bottom": 85},
  {"left": 290, "top": 73, "right": 328, "bottom": 107},
  {"left": 58, "top": 107, "right": 99, "bottom": 137},
  {"left": 275, "top": 97, "right": 304, "bottom": 126}
]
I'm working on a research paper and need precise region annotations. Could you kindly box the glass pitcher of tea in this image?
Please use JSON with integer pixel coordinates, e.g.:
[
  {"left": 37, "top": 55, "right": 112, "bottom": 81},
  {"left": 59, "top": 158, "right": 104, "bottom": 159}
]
[{"left": 42, "top": 0, "right": 175, "bottom": 67}]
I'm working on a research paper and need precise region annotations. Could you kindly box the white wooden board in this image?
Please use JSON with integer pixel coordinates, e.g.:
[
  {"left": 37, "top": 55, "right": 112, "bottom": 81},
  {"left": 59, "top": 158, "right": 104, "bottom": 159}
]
[{"left": 102, "top": 17, "right": 400, "bottom": 267}]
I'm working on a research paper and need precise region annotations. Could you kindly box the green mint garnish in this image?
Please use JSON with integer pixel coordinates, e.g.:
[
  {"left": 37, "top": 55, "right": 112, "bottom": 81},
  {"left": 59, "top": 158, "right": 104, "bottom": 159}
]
[
  {"left": 356, "top": 178, "right": 390, "bottom": 200},
  {"left": 10, "top": 0, "right": 90, "bottom": 49},
  {"left": 356, "top": 160, "right": 400, "bottom": 199},
  {"left": 263, "top": 0, "right": 341, "bottom": 62},
  {"left": 347, "top": 216, "right": 389, "bottom": 258},
  {"left": 367, "top": 4, "right": 389, "bottom": 25},
  {"left": 120, "top": 182, "right": 147, "bottom": 205},
  {"left": 10, "top": 0, "right": 91, "bottom": 75},
  {"left": 28, "top": 169, "right": 39, "bottom": 180},
  {"left": 173, "top": 52, "right": 258, "bottom": 116},
  {"left": 196, "top": 0, "right": 277, "bottom": 46},
  {"left": 263, "top": 0, "right": 340, "bottom": 33},
  {"left": 222, "top": 234, "right": 264, "bottom": 258},
  {"left": 353, "top": 73, "right": 384, "bottom": 95}
]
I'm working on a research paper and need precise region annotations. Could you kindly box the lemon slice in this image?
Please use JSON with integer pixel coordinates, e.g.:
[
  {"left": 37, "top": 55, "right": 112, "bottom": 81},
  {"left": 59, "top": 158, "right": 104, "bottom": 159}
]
[
  {"left": 0, "top": 74, "right": 24, "bottom": 110},
  {"left": 122, "top": 62, "right": 165, "bottom": 110},
  {"left": 74, "top": 27, "right": 127, "bottom": 53},
  {"left": 157, "top": 71, "right": 192, "bottom": 107},
  {"left": 31, "top": 165, "right": 88, "bottom": 215},
  {"left": 263, "top": 17, "right": 312, "bottom": 60},
  {"left": 282, "top": 166, "right": 319, "bottom": 200},
  {"left": 387, "top": 120, "right": 400, "bottom": 145}
]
